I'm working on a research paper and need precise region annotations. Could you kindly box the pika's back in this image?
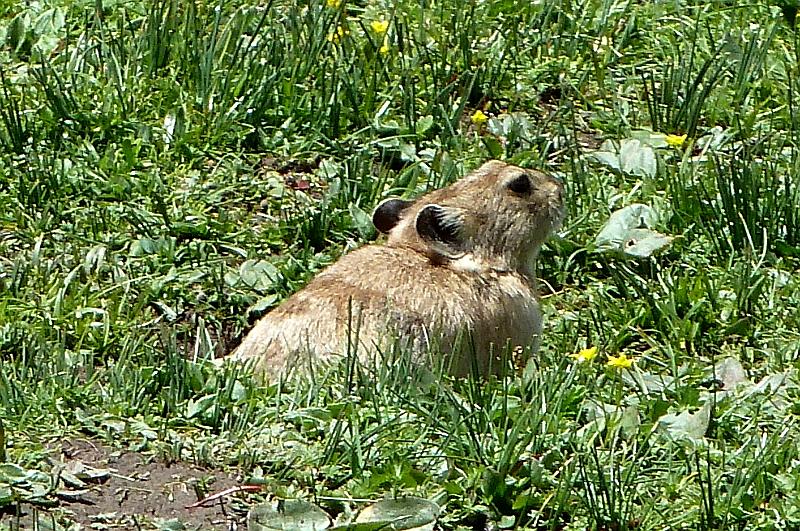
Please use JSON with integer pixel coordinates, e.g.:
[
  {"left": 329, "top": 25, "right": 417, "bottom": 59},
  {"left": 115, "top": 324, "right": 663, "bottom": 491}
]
[{"left": 230, "top": 160, "right": 564, "bottom": 378}]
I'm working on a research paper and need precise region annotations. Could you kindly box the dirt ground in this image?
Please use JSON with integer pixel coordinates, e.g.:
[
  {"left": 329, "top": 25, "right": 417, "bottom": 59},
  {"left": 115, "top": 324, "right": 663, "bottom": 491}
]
[{"left": 1, "top": 439, "right": 247, "bottom": 530}]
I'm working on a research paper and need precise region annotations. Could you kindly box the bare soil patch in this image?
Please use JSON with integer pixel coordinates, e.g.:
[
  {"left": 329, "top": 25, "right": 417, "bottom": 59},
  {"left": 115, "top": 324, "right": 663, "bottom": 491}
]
[{"left": 1, "top": 439, "right": 246, "bottom": 530}]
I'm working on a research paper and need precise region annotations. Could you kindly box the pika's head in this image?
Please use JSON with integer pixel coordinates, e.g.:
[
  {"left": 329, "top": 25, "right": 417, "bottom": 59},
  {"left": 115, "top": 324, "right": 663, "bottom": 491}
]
[{"left": 372, "top": 161, "right": 564, "bottom": 274}]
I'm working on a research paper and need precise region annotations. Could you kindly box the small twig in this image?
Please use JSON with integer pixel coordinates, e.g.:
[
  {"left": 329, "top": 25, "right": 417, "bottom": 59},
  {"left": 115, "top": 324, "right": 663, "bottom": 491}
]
[{"left": 186, "top": 485, "right": 262, "bottom": 509}]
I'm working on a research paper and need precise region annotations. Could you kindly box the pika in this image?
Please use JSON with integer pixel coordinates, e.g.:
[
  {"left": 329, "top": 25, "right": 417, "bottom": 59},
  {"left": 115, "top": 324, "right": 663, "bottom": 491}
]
[{"left": 230, "top": 160, "right": 564, "bottom": 378}]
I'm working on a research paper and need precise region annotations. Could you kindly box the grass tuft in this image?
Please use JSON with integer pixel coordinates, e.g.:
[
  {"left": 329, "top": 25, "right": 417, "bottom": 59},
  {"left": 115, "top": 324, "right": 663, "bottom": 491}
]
[{"left": 1, "top": 0, "right": 799, "bottom": 529}]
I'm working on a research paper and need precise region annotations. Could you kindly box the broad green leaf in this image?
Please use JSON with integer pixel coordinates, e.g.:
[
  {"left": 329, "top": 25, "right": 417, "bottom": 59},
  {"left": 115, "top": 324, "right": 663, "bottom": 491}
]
[
  {"left": 589, "top": 139, "right": 657, "bottom": 177},
  {"left": 129, "top": 419, "right": 158, "bottom": 440},
  {"left": 589, "top": 150, "right": 621, "bottom": 172},
  {"left": 62, "top": 458, "right": 112, "bottom": 486},
  {"left": 349, "top": 203, "right": 376, "bottom": 240},
  {"left": 33, "top": 34, "right": 60, "bottom": 58},
  {"left": 399, "top": 143, "right": 418, "bottom": 163},
  {"left": 32, "top": 8, "right": 66, "bottom": 36},
  {"left": 713, "top": 357, "right": 750, "bottom": 391},
  {"left": 416, "top": 115, "right": 435, "bottom": 136},
  {"left": 238, "top": 260, "right": 280, "bottom": 291},
  {"left": 482, "top": 136, "right": 504, "bottom": 159},
  {"left": 101, "top": 417, "right": 127, "bottom": 433},
  {"left": 577, "top": 402, "right": 639, "bottom": 439},
  {"left": 152, "top": 301, "right": 177, "bottom": 321},
  {"left": 354, "top": 497, "right": 440, "bottom": 531},
  {"left": 6, "top": 13, "right": 30, "bottom": 53},
  {"left": 154, "top": 518, "right": 186, "bottom": 531},
  {"left": 186, "top": 394, "right": 217, "bottom": 419},
  {"left": 595, "top": 204, "right": 672, "bottom": 257},
  {"left": 248, "top": 499, "right": 331, "bottom": 531},
  {"left": 487, "top": 112, "right": 534, "bottom": 139},
  {"left": 28, "top": 480, "right": 50, "bottom": 499},
  {"left": 56, "top": 488, "right": 94, "bottom": 503},
  {"left": 657, "top": 401, "right": 712, "bottom": 443},
  {"left": 0, "top": 463, "right": 28, "bottom": 482},
  {"left": 230, "top": 380, "right": 247, "bottom": 401},
  {"left": 752, "top": 370, "right": 796, "bottom": 395},
  {"left": 499, "top": 515, "right": 516, "bottom": 528},
  {"left": 318, "top": 158, "right": 342, "bottom": 180},
  {"left": 621, "top": 228, "right": 673, "bottom": 258},
  {"left": 744, "top": 370, "right": 797, "bottom": 411},
  {"left": 622, "top": 370, "right": 675, "bottom": 393},
  {"left": 249, "top": 294, "right": 279, "bottom": 316},
  {"left": 619, "top": 139, "right": 657, "bottom": 177},
  {"left": 619, "top": 405, "right": 642, "bottom": 439},
  {"left": 629, "top": 129, "right": 669, "bottom": 148},
  {"left": 130, "top": 237, "right": 158, "bottom": 256},
  {"left": 596, "top": 204, "right": 659, "bottom": 242},
  {"left": 375, "top": 137, "right": 400, "bottom": 149},
  {"left": 58, "top": 469, "right": 86, "bottom": 489}
]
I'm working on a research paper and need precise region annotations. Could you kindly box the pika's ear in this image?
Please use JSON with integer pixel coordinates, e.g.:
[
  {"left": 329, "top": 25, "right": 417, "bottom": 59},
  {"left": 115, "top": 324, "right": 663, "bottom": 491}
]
[
  {"left": 372, "top": 198, "right": 414, "bottom": 233},
  {"left": 415, "top": 204, "right": 464, "bottom": 257}
]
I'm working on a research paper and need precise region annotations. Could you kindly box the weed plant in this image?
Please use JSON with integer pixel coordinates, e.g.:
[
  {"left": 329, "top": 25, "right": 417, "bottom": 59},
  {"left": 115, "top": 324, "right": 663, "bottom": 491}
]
[{"left": 1, "top": 0, "right": 800, "bottom": 529}]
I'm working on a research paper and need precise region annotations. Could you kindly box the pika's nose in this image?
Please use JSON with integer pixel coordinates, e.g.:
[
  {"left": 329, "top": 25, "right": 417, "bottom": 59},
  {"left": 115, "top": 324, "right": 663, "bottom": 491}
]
[{"left": 542, "top": 175, "right": 564, "bottom": 202}]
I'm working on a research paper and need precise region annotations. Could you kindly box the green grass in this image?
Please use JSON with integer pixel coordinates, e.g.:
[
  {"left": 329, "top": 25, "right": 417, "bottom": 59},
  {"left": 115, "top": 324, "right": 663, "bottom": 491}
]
[{"left": 1, "top": 0, "right": 800, "bottom": 529}]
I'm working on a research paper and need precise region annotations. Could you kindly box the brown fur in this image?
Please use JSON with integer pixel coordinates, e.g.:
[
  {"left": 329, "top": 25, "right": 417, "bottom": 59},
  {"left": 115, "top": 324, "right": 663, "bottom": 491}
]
[{"left": 229, "top": 160, "right": 565, "bottom": 378}]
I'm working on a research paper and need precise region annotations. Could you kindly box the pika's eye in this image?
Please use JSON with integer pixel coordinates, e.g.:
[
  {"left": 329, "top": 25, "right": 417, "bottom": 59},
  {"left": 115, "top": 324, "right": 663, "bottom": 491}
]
[{"left": 507, "top": 173, "right": 532, "bottom": 195}]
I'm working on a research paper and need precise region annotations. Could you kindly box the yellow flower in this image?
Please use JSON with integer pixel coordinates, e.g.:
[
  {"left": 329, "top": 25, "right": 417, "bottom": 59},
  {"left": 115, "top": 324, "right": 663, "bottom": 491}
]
[
  {"left": 606, "top": 353, "right": 634, "bottom": 369},
  {"left": 371, "top": 20, "right": 389, "bottom": 34},
  {"left": 570, "top": 346, "right": 598, "bottom": 363},
  {"left": 379, "top": 42, "right": 390, "bottom": 54},
  {"left": 471, "top": 109, "right": 488, "bottom": 125},
  {"left": 326, "top": 0, "right": 341, "bottom": 8},
  {"left": 665, "top": 133, "right": 687, "bottom": 147},
  {"left": 327, "top": 26, "right": 349, "bottom": 43}
]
